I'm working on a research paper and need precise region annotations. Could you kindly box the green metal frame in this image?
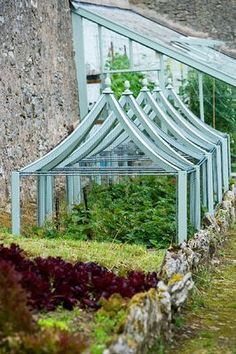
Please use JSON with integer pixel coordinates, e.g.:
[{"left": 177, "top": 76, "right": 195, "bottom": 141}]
[
  {"left": 10, "top": 3, "right": 234, "bottom": 247},
  {"left": 72, "top": 7, "right": 236, "bottom": 86}
]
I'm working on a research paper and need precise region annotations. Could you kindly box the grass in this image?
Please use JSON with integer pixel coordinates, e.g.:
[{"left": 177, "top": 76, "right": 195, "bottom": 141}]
[{"left": 0, "top": 232, "right": 165, "bottom": 275}]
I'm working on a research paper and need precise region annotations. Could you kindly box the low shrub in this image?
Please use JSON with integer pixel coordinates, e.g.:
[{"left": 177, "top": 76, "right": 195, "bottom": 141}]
[
  {"left": 43, "top": 176, "right": 177, "bottom": 248},
  {"left": 1, "top": 328, "right": 87, "bottom": 354}
]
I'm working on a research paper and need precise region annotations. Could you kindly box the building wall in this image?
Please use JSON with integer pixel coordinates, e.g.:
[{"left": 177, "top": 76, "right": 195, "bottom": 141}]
[
  {"left": 130, "top": 0, "right": 236, "bottom": 50},
  {"left": 0, "top": 0, "right": 79, "bottom": 208}
]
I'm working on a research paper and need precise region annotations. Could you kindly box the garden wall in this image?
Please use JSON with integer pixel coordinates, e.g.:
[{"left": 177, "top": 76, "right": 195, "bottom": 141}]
[
  {"left": 0, "top": 0, "right": 79, "bottom": 209},
  {"left": 104, "top": 187, "right": 236, "bottom": 354}
]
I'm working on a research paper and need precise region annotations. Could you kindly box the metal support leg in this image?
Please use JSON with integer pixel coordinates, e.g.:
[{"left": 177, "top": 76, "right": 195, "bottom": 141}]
[
  {"left": 194, "top": 166, "right": 201, "bottom": 230},
  {"left": 177, "top": 171, "right": 187, "bottom": 244},
  {"left": 227, "top": 135, "right": 231, "bottom": 179},
  {"left": 202, "top": 161, "right": 207, "bottom": 207},
  {"left": 212, "top": 153, "right": 217, "bottom": 203},
  {"left": 96, "top": 162, "right": 102, "bottom": 185},
  {"left": 73, "top": 175, "right": 81, "bottom": 204},
  {"left": 66, "top": 175, "right": 74, "bottom": 210},
  {"left": 198, "top": 72, "right": 205, "bottom": 121},
  {"left": 222, "top": 138, "right": 229, "bottom": 191},
  {"left": 216, "top": 145, "right": 223, "bottom": 202},
  {"left": 11, "top": 171, "right": 20, "bottom": 235},
  {"left": 189, "top": 172, "right": 195, "bottom": 226},
  {"left": 72, "top": 13, "right": 88, "bottom": 119},
  {"left": 206, "top": 153, "right": 214, "bottom": 215},
  {"left": 46, "top": 175, "right": 53, "bottom": 217},
  {"left": 37, "top": 175, "right": 46, "bottom": 226}
]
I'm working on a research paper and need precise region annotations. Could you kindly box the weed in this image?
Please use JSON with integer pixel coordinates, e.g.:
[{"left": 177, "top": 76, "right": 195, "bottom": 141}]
[
  {"left": 148, "top": 338, "right": 165, "bottom": 354},
  {"left": 90, "top": 294, "right": 128, "bottom": 354},
  {"left": 174, "top": 315, "right": 185, "bottom": 329}
]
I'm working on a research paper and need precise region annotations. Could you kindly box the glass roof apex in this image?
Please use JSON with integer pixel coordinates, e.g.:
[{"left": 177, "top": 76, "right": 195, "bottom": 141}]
[{"left": 75, "top": 3, "right": 236, "bottom": 86}]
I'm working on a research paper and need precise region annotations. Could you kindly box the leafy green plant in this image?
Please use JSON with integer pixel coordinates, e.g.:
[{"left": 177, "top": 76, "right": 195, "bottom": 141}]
[
  {"left": 179, "top": 70, "right": 236, "bottom": 170},
  {"left": 38, "top": 307, "right": 81, "bottom": 332},
  {"left": 105, "top": 52, "right": 145, "bottom": 97},
  {"left": 90, "top": 294, "right": 128, "bottom": 354},
  {"left": 32, "top": 176, "right": 197, "bottom": 248},
  {"left": 38, "top": 318, "right": 69, "bottom": 331},
  {"left": 42, "top": 176, "right": 177, "bottom": 248},
  {"left": 173, "top": 314, "right": 185, "bottom": 329}
]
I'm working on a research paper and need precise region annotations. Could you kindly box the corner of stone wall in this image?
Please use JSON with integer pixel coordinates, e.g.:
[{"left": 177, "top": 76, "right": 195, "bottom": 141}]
[{"left": 104, "top": 186, "right": 236, "bottom": 354}]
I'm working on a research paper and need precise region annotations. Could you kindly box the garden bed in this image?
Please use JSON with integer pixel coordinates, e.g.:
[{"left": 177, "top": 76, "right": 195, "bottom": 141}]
[
  {"left": 0, "top": 239, "right": 161, "bottom": 354},
  {"left": 0, "top": 234, "right": 165, "bottom": 275},
  {"left": 2, "top": 178, "right": 232, "bottom": 354}
]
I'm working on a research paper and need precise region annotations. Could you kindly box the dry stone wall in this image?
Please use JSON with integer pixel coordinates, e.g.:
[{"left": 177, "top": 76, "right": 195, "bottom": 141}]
[
  {"left": 105, "top": 187, "right": 236, "bottom": 354},
  {"left": 0, "top": 0, "right": 79, "bottom": 208}
]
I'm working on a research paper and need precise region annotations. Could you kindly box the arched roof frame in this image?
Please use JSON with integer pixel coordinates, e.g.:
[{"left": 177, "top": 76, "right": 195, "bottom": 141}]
[{"left": 13, "top": 79, "right": 197, "bottom": 242}]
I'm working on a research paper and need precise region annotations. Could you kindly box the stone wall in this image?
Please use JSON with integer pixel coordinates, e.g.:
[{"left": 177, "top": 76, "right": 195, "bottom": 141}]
[
  {"left": 105, "top": 188, "right": 236, "bottom": 354},
  {"left": 130, "top": 0, "right": 236, "bottom": 52},
  {"left": 0, "top": 0, "right": 79, "bottom": 208}
]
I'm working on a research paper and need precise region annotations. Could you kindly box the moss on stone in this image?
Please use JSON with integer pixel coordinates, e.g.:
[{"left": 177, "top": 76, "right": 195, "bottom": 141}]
[{"left": 168, "top": 273, "right": 183, "bottom": 286}]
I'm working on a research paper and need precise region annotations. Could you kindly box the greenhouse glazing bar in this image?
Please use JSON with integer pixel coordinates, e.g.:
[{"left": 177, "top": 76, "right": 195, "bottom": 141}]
[{"left": 72, "top": 7, "right": 236, "bottom": 86}]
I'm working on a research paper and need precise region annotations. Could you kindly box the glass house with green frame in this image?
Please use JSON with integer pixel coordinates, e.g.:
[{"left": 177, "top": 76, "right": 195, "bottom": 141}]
[{"left": 11, "top": 0, "right": 234, "bottom": 245}]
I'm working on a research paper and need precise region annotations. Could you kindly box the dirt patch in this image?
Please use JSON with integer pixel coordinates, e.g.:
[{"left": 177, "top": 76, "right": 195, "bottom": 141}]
[{"left": 0, "top": 201, "right": 37, "bottom": 232}]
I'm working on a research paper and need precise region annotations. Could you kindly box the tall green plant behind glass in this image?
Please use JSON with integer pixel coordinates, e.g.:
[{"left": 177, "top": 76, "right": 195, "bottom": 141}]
[
  {"left": 105, "top": 52, "right": 144, "bottom": 98},
  {"left": 179, "top": 70, "right": 236, "bottom": 171}
]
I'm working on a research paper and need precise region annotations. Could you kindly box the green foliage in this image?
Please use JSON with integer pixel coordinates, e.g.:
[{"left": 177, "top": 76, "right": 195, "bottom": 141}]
[
  {"left": 173, "top": 315, "right": 185, "bottom": 329},
  {"left": 38, "top": 318, "right": 69, "bottom": 332},
  {"left": 105, "top": 52, "right": 145, "bottom": 97},
  {"left": 148, "top": 338, "right": 165, "bottom": 354},
  {"left": 179, "top": 70, "right": 236, "bottom": 170},
  {"left": 188, "top": 267, "right": 213, "bottom": 311},
  {"left": 38, "top": 308, "right": 81, "bottom": 332},
  {"left": 90, "top": 294, "right": 128, "bottom": 354},
  {"left": 42, "top": 176, "right": 177, "bottom": 248}
]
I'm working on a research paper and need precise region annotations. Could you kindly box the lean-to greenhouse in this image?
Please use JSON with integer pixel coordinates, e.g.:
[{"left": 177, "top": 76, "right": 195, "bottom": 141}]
[{"left": 11, "top": 0, "right": 235, "bottom": 245}]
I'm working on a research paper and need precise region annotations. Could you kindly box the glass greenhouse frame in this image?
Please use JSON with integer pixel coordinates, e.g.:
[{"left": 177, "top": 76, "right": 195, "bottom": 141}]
[{"left": 11, "top": 1, "right": 234, "bottom": 244}]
